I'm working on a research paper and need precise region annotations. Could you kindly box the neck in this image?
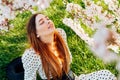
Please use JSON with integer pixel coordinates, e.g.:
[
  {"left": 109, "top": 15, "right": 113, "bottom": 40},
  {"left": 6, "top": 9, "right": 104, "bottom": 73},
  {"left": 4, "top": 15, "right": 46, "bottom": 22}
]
[{"left": 40, "top": 33, "right": 54, "bottom": 45}]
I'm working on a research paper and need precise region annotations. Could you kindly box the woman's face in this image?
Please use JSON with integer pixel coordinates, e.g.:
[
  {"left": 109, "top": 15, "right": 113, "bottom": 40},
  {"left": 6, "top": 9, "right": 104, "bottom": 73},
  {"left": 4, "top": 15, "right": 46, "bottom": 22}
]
[{"left": 35, "top": 14, "right": 55, "bottom": 37}]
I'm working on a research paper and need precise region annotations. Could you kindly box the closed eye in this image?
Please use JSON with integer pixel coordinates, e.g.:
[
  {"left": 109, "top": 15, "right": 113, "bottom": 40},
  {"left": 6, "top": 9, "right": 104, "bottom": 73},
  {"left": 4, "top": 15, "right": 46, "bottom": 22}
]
[
  {"left": 39, "top": 20, "right": 44, "bottom": 25},
  {"left": 38, "top": 16, "right": 50, "bottom": 25},
  {"left": 38, "top": 18, "right": 44, "bottom": 25}
]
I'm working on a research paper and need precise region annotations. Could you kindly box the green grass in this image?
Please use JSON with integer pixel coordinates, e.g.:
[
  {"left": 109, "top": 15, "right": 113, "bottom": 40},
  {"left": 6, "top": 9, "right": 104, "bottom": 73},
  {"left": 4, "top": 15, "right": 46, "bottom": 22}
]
[{"left": 0, "top": 0, "right": 118, "bottom": 79}]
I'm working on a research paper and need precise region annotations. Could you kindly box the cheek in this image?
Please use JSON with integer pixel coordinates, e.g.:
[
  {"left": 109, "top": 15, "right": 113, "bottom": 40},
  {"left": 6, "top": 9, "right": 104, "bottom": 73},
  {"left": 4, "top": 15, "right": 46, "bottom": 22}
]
[
  {"left": 37, "top": 24, "right": 47, "bottom": 31},
  {"left": 36, "top": 25, "right": 48, "bottom": 35}
]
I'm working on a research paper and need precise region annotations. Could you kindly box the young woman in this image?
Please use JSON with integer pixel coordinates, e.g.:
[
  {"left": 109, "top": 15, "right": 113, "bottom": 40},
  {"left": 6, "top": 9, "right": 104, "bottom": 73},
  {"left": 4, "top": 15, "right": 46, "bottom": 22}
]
[
  {"left": 22, "top": 13, "right": 73, "bottom": 80},
  {"left": 22, "top": 13, "right": 117, "bottom": 80}
]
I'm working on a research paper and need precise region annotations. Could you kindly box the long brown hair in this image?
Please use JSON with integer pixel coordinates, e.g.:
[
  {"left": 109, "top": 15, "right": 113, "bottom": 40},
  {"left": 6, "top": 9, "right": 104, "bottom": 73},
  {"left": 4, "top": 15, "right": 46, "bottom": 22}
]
[{"left": 27, "top": 13, "right": 71, "bottom": 80}]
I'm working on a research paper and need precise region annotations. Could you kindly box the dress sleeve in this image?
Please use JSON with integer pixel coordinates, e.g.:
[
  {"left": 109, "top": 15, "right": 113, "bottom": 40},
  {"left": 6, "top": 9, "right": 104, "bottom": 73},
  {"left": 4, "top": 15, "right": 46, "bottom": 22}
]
[
  {"left": 57, "top": 28, "right": 72, "bottom": 63},
  {"left": 22, "top": 48, "right": 41, "bottom": 80},
  {"left": 78, "top": 70, "right": 117, "bottom": 80}
]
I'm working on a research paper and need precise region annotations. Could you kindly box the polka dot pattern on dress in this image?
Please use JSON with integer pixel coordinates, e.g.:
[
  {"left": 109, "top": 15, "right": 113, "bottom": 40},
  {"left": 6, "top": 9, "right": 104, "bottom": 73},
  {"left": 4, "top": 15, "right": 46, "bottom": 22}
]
[{"left": 78, "top": 70, "right": 117, "bottom": 80}]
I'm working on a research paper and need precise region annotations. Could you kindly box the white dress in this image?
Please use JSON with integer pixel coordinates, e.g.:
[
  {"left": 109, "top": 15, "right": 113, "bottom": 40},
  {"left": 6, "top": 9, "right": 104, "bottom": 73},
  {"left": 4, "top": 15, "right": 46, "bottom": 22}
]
[{"left": 22, "top": 28, "right": 117, "bottom": 80}]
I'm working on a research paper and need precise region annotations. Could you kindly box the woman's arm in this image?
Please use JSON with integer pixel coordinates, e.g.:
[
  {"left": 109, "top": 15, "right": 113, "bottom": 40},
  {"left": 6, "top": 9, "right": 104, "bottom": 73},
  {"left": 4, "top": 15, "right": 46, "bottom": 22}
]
[{"left": 22, "top": 48, "right": 41, "bottom": 80}]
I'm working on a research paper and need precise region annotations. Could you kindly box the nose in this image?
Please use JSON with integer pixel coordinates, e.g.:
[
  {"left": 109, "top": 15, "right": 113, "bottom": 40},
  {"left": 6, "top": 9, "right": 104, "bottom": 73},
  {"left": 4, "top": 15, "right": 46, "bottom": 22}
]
[{"left": 47, "top": 20, "right": 50, "bottom": 24}]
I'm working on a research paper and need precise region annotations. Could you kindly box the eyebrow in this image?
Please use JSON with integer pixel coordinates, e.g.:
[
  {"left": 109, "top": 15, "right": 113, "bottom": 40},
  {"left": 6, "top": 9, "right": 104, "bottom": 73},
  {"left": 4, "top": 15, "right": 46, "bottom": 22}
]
[
  {"left": 45, "top": 16, "right": 48, "bottom": 18},
  {"left": 38, "top": 18, "right": 43, "bottom": 22},
  {"left": 38, "top": 16, "right": 48, "bottom": 22}
]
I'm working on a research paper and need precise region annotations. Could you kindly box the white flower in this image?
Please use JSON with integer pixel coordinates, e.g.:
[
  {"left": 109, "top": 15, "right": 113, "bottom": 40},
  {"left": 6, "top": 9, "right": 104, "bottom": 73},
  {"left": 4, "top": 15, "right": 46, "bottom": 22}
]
[
  {"left": 63, "top": 18, "right": 94, "bottom": 46},
  {"left": 66, "top": 3, "right": 74, "bottom": 12},
  {"left": 104, "top": 0, "right": 112, "bottom": 4},
  {"left": 0, "top": 0, "right": 1, "bottom": 4},
  {"left": 37, "top": 0, "right": 52, "bottom": 11},
  {"left": 28, "top": 0, "right": 37, "bottom": 6},
  {"left": 107, "top": 45, "right": 119, "bottom": 53},
  {"left": 84, "top": 3, "right": 102, "bottom": 17},
  {"left": 66, "top": 3, "right": 83, "bottom": 18},
  {"left": 0, "top": 0, "right": 53, "bottom": 31}
]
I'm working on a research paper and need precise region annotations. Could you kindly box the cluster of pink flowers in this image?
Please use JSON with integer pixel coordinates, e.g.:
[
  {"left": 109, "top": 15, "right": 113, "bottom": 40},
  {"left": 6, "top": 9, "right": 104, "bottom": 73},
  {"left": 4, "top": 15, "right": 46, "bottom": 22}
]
[
  {"left": 0, "top": 0, "right": 52, "bottom": 31},
  {"left": 63, "top": 0, "right": 120, "bottom": 79}
]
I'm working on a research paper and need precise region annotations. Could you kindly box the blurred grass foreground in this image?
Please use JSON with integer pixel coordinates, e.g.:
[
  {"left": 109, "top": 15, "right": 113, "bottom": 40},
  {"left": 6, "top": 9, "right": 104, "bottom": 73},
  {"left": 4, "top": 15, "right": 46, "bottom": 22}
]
[{"left": 0, "top": 0, "right": 118, "bottom": 80}]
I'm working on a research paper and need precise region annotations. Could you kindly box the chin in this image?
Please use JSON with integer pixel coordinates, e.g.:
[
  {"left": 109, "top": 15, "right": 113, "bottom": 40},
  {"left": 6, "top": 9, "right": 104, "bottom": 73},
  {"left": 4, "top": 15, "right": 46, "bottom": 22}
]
[{"left": 48, "top": 28, "right": 55, "bottom": 34}]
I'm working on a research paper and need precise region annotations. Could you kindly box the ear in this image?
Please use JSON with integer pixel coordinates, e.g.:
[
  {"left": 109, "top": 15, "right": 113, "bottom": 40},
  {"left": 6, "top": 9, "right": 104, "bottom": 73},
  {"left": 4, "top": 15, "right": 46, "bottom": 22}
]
[{"left": 37, "top": 34, "right": 40, "bottom": 38}]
